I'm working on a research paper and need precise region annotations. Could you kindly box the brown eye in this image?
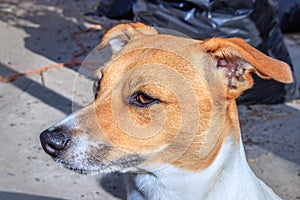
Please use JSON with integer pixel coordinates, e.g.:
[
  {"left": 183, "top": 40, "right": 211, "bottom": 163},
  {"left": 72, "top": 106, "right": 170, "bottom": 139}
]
[
  {"left": 92, "top": 70, "right": 103, "bottom": 98},
  {"left": 137, "top": 93, "right": 154, "bottom": 104},
  {"left": 129, "top": 91, "right": 160, "bottom": 107},
  {"left": 93, "top": 79, "right": 100, "bottom": 97}
]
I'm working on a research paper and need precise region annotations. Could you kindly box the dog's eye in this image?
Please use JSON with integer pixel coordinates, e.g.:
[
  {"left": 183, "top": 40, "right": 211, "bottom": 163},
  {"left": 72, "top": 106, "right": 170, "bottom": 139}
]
[
  {"left": 92, "top": 69, "right": 103, "bottom": 98},
  {"left": 93, "top": 79, "right": 100, "bottom": 97},
  {"left": 129, "top": 91, "right": 160, "bottom": 107}
]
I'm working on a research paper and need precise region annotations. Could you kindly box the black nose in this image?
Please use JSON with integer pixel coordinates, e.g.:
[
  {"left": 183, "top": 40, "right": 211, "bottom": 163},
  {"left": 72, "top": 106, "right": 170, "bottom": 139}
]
[{"left": 40, "top": 126, "right": 70, "bottom": 158}]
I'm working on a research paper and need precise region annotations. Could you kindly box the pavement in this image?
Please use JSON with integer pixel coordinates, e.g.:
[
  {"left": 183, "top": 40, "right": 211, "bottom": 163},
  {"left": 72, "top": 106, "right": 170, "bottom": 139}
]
[{"left": 0, "top": 0, "right": 299, "bottom": 199}]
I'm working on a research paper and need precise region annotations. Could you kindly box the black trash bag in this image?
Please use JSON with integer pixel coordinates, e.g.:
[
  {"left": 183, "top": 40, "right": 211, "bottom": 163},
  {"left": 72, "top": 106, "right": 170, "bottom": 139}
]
[
  {"left": 133, "top": 0, "right": 297, "bottom": 105},
  {"left": 275, "top": 0, "right": 300, "bottom": 33},
  {"left": 96, "top": 0, "right": 136, "bottom": 20}
]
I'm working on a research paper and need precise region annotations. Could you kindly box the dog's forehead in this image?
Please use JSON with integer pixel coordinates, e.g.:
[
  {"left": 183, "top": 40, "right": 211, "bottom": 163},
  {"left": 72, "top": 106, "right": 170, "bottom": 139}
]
[
  {"left": 126, "top": 34, "right": 206, "bottom": 58},
  {"left": 100, "top": 34, "right": 212, "bottom": 88}
]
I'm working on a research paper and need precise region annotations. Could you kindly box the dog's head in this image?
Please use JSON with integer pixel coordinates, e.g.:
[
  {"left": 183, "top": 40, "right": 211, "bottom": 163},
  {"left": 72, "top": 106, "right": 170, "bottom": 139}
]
[{"left": 40, "top": 23, "right": 292, "bottom": 174}]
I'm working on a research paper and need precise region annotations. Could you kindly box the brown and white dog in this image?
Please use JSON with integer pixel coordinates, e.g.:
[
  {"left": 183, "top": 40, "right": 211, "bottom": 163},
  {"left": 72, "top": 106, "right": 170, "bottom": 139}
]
[{"left": 40, "top": 23, "right": 292, "bottom": 200}]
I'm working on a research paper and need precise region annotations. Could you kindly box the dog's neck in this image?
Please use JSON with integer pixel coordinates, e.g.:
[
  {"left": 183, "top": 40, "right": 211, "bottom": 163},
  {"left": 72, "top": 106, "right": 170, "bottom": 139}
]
[
  {"left": 126, "top": 137, "right": 279, "bottom": 200},
  {"left": 125, "top": 102, "right": 280, "bottom": 200}
]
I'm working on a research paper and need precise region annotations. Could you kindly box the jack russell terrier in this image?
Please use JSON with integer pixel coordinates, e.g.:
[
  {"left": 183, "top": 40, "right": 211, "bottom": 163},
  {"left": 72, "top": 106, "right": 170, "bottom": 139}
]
[{"left": 40, "top": 23, "right": 293, "bottom": 200}]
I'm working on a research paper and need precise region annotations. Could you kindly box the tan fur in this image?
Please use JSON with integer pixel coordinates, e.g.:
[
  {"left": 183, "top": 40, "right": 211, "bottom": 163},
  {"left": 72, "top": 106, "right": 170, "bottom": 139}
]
[
  {"left": 43, "top": 23, "right": 293, "bottom": 172},
  {"left": 200, "top": 37, "right": 293, "bottom": 99},
  {"left": 68, "top": 23, "right": 291, "bottom": 171},
  {"left": 201, "top": 37, "right": 293, "bottom": 83}
]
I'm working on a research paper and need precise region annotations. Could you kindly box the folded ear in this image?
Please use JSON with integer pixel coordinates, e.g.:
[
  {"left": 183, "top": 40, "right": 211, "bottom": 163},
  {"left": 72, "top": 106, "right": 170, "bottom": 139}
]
[
  {"left": 200, "top": 37, "right": 293, "bottom": 99},
  {"left": 97, "top": 23, "right": 157, "bottom": 55}
]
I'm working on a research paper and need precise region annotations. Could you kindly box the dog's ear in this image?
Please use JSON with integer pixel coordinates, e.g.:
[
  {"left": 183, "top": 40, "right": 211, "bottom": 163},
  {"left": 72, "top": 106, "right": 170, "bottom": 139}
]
[
  {"left": 200, "top": 37, "right": 293, "bottom": 99},
  {"left": 97, "top": 23, "right": 157, "bottom": 55}
]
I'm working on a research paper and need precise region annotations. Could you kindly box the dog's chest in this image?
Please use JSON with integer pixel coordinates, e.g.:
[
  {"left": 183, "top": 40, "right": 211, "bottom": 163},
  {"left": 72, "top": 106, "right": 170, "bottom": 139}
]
[{"left": 124, "top": 167, "right": 211, "bottom": 200}]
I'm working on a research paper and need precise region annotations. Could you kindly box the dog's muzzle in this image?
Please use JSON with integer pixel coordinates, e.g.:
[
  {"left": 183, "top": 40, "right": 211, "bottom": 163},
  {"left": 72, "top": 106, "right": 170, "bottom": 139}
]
[{"left": 40, "top": 126, "right": 70, "bottom": 158}]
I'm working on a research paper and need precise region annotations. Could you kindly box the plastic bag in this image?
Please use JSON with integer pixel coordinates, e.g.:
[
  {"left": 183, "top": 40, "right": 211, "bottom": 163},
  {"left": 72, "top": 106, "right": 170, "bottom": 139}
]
[
  {"left": 97, "top": 0, "right": 136, "bottom": 20},
  {"left": 133, "top": 0, "right": 297, "bottom": 104},
  {"left": 275, "top": 0, "right": 300, "bottom": 33}
]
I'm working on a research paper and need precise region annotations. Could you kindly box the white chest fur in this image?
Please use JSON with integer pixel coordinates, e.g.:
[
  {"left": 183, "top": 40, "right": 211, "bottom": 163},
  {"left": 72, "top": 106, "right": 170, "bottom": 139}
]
[{"left": 125, "top": 137, "right": 281, "bottom": 200}]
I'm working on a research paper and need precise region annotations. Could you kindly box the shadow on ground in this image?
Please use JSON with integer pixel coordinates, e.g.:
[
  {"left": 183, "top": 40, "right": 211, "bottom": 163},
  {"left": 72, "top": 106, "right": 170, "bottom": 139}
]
[
  {"left": 0, "top": 62, "right": 75, "bottom": 114},
  {"left": 0, "top": 191, "right": 64, "bottom": 200},
  {"left": 100, "top": 172, "right": 126, "bottom": 200},
  {"left": 0, "top": 0, "right": 102, "bottom": 64},
  {"left": 239, "top": 104, "right": 300, "bottom": 165}
]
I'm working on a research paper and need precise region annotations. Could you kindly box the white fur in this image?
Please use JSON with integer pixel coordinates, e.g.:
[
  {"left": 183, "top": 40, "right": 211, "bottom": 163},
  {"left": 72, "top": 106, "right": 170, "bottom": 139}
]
[
  {"left": 125, "top": 135, "right": 281, "bottom": 200},
  {"left": 48, "top": 113, "right": 75, "bottom": 131}
]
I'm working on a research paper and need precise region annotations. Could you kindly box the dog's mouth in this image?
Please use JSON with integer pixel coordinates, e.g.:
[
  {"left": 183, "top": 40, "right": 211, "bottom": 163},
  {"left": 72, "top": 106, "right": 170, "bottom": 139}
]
[
  {"left": 54, "top": 159, "right": 107, "bottom": 175},
  {"left": 54, "top": 154, "right": 144, "bottom": 175},
  {"left": 62, "top": 165, "right": 100, "bottom": 175}
]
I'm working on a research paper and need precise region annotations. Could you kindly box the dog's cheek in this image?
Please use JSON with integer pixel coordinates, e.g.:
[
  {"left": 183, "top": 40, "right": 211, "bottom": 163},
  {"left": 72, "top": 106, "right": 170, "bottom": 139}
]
[
  {"left": 94, "top": 96, "right": 183, "bottom": 154},
  {"left": 128, "top": 106, "right": 152, "bottom": 127}
]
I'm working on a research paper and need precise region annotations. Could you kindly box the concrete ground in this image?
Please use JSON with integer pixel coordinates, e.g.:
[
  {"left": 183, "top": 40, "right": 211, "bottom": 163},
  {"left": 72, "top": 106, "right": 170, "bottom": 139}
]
[{"left": 0, "top": 0, "right": 299, "bottom": 199}]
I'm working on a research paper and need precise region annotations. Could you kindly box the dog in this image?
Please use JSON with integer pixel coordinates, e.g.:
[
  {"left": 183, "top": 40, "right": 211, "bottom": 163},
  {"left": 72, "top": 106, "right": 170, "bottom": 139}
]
[{"left": 40, "top": 23, "right": 293, "bottom": 199}]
